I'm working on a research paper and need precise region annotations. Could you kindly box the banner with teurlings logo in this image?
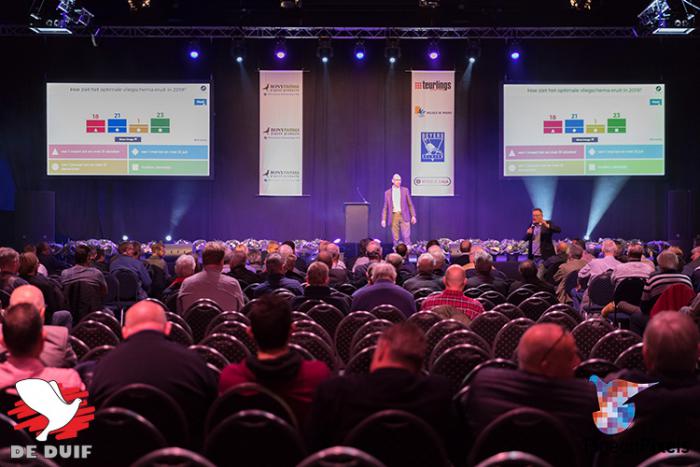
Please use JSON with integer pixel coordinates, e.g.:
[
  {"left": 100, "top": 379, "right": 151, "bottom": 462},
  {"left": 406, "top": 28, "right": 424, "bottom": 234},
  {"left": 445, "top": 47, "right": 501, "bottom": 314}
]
[
  {"left": 411, "top": 70, "right": 455, "bottom": 196},
  {"left": 259, "top": 70, "right": 303, "bottom": 196}
]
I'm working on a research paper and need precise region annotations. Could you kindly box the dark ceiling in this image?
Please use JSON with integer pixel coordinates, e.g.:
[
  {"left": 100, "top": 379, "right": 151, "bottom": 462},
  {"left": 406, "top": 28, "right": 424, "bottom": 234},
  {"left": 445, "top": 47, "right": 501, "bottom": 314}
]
[{"left": 4, "top": 0, "right": 653, "bottom": 27}]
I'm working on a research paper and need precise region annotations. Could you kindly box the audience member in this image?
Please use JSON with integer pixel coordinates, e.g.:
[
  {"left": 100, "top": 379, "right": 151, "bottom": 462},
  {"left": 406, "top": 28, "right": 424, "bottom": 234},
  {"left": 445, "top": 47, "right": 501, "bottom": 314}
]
[
  {"left": 254, "top": 253, "right": 304, "bottom": 297},
  {"left": 463, "top": 323, "right": 597, "bottom": 446},
  {"left": 280, "top": 243, "right": 306, "bottom": 282},
  {"left": 610, "top": 243, "right": 655, "bottom": 286},
  {"left": 554, "top": 244, "right": 587, "bottom": 304},
  {"left": 508, "top": 260, "right": 555, "bottom": 295},
  {"left": 430, "top": 304, "right": 472, "bottom": 326},
  {"left": 90, "top": 300, "right": 217, "bottom": 440},
  {"left": 572, "top": 239, "right": 620, "bottom": 309},
  {"left": 307, "top": 322, "right": 453, "bottom": 450},
  {"left": 668, "top": 246, "right": 685, "bottom": 271},
  {"left": 428, "top": 245, "right": 448, "bottom": 276},
  {"left": 352, "top": 241, "right": 383, "bottom": 287},
  {"left": 178, "top": 242, "right": 244, "bottom": 313},
  {"left": 394, "top": 242, "right": 416, "bottom": 276},
  {"left": 36, "top": 241, "right": 69, "bottom": 276},
  {"left": 326, "top": 243, "right": 347, "bottom": 270},
  {"left": 351, "top": 238, "right": 373, "bottom": 275},
  {"left": 466, "top": 250, "right": 508, "bottom": 296},
  {"left": 18, "top": 252, "right": 64, "bottom": 317},
  {"left": 351, "top": 263, "right": 416, "bottom": 317},
  {"left": 682, "top": 246, "right": 700, "bottom": 278},
  {"left": 403, "top": 253, "right": 443, "bottom": 294},
  {"left": 571, "top": 238, "right": 595, "bottom": 263},
  {"left": 91, "top": 248, "right": 109, "bottom": 273},
  {"left": 60, "top": 245, "right": 107, "bottom": 295},
  {"left": 162, "top": 254, "right": 196, "bottom": 303},
  {"left": 145, "top": 243, "right": 169, "bottom": 275},
  {"left": 0, "top": 303, "right": 83, "bottom": 391},
  {"left": 422, "top": 265, "right": 484, "bottom": 321},
  {"left": 227, "top": 250, "right": 261, "bottom": 286},
  {"left": 0, "top": 248, "right": 28, "bottom": 297},
  {"left": 0, "top": 285, "right": 76, "bottom": 367},
  {"left": 219, "top": 295, "right": 330, "bottom": 424},
  {"left": 291, "top": 262, "right": 350, "bottom": 314},
  {"left": 22, "top": 244, "right": 48, "bottom": 276},
  {"left": 451, "top": 240, "right": 472, "bottom": 266},
  {"left": 109, "top": 241, "right": 152, "bottom": 298},
  {"left": 542, "top": 241, "right": 568, "bottom": 283},
  {"left": 385, "top": 253, "right": 411, "bottom": 286},
  {"left": 319, "top": 249, "right": 348, "bottom": 287}
]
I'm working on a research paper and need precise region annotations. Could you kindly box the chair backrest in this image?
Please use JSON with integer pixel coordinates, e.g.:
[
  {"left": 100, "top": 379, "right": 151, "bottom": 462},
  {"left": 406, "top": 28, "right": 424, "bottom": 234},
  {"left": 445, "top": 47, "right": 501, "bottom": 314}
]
[
  {"left": 184, "top": 298, "right": 224, "bottom": 315},
  {"left": 476, "top": 297, "right": 495, "bottom": 311},
  {"left": 462, "top": 358, "right": 519, "bottom": 387},
  {"left": 132, "top": 447, "right": 216, "bottom": 467},
  {"left": 104, "top": 273, "right": 119, "bottom": 304},
  {"left": 536, "top": 311, "right": 578, "bottom": 331},
  {"left": 573, "top": 358, "right": 619, "bottom": 379},
  {"left": 431, "top": 343, "right": 490, "bottom": 392},
  {"left": 0, "top": 412, "right": 33, "bottom": 446},
  {"left": 613, "top": 277, "right": 646, "bottom": 306},
  {"left": 518, "top": 297, "right": 551, "bottom": 321},
  {"left": 563, "top": 270, "right": 580, "bottom": 298},
  {"left": 165, "top": 311, "right": 193, "bottom": 335},
  {"left": 506, "top": 288, "right": 533, "bottom": 306},
  {"left": 469, "top": 311, "right": 510, "bottom": 346},
  {"left": 349, "top": 319, "right": 394, "bottom": 360},
  {"left": 82, "top": 407, "right": 167, "bottom": 466},
  {"left": 492, "top": 318, "right": 535, "bottom": 360},
  {"left": 571, "top": 317, "right": 616, "bottom": 360},
  {"left": 102, "top": 383, "right": 189, "bottom": 447},
  {"left": 424, "top": 319, "right": 470, "bottom": 360},
  {"left": 243, "top": 283, "right": 260, "bottom": 300},
  {"left": 297, "top": 446, "right": 387, "bottom": 467},
  {"left": 587, "top": 271, "right": 615, "bottom": 312},
  {"left": 112, "top": 268, "right": 141, "bottom": 301},
  {"left": 369, "top": 304, "right": 406, "bottom": 323},
  {"left": 290, "top": 331, "right": 336, "bottom": 371},
  {"left": 491, "top": 303, "right": 525, "bottom": 320},
  {"left": 412, "top": 287, "right": 437, "bottom": 299},
  {"left": 464, "top": 288, "right": 483, "bottom": 299},
  {"left": 240, "top": 297, "right": 260, "bottom": 315},
  {"left": 406, "top": 310, "right": 443, "bottom": 333},
  {"left": 350, "top": 331, "right": 383, "bottom": 358},
  {"left": 204, "top": 410, "right": 306, "bottom": 467},
  {"left": 474, "top": 451, "right": 554, "bottom": 467},
  {"left": 289, "top": 343, "right": 314, "bottom": 360},
  {"left": 71, "top": 320, "right": 120, "bottom": 349},
  {"left": 531, "top": 291, "right": 556, "bottom": 305},
  {"left": 636, "top": 450, "right": 700, "bottom": 467},
  {"left": 80, "top": 344, "right": 115, "bottom": 363},
  {"left": 68, "top": 335, "right": 90, "bottom": 361},
  {"left": 337, "top": 283, "right": 357, "bottom": 296},
  {"left": 334, "top": 311, "right": 376, "bottom": 364},
  {"left": 468, "top": 407, "right": 579, "bottom": 467},
  {"left": 344, "top": 345, "right": 376, "bottom": 375},
  {"left": 295, "top": 299, "right": 326, "bottom": 313},
  {"left": 199, "top": 333, "right": 251, "bottom": 365},
  {"left": 166, "top": 322, "right": 194, "bottom": 347},
  {"left": 81, "top": 311, "right": 122, "bottom": 338},
  {"left": 207, "top": 319, "right": 258, "bottom": 353},
  {"left": 429, "top": 330, "right": 491, "bottom": 370},
  {"left": 613, "top": 342, "right": 646, "bottom": 373},
  {"left": 293, "top": 319, "right": 334, "bottom": 347},
  {"left": 146, "top": 263, "right": 169, "bottom": 300},
  {"left": 63, "top": 280, "right": 104, "bottom": 320},
  {"left": 307, "top": 303, "right": 345, "bottom": 336},
  {"left": 480, "top": 290, "right": 506, "bottom": 306},
  {"left": 205, "top": 311, "right": 250, "bottom": 336},
  {"left": 344, "top": 409, "right": 450, "bottom": 467},
  {"left": 589, "top": 329, "right": 642, "bottom": 362},
  {"left": 544, "top": 303, "right": 582, "bottom": 323},
  {"left": 476, "top": 283, "right": 498, "bottom": 293},
  {"left": 205, "top": 383, "right": 298, "bottom": 433},
  {"left": 188, "top": 345, "right": 230, "bottom": 371},
  {"left": 183, "top": 301, "right": 222, "bottom": 343}
]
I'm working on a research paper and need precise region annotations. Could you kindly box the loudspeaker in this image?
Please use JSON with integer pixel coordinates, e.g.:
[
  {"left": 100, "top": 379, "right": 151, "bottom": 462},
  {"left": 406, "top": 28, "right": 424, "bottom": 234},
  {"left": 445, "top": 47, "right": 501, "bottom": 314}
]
[
  {"left": 667, "top": 190, "right": 693, "bottom": 252},
  {"left": 14, "top": 191, "right": 55, "bottom": 246}
]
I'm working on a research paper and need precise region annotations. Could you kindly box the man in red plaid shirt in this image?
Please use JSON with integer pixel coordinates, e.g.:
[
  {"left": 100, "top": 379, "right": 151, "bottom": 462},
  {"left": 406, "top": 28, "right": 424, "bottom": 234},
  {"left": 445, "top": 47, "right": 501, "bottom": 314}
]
[{"left": 421, "top": 265, "right": 484, "bottom": 320}]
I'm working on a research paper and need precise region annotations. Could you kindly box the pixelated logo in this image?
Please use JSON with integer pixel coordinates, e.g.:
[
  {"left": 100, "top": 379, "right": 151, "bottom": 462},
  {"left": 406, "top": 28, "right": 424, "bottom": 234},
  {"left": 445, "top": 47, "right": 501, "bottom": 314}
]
[
  {"left": 420, "top": 132, "right": 445, "bottom": 162},
  {"left": 589, "top": 375, "right": 657, "bottom": 435},
  {"left": 414, "top": 106, "right": 426, "bottom": 117},
  {"left": 414, "top": 82, "right": 422, "bottom": 90}
]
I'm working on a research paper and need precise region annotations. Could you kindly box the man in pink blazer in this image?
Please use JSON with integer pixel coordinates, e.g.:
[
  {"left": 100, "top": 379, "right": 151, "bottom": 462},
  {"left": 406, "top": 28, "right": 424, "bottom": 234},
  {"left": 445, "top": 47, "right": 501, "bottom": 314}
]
[{"left": 381, "top": 174, "right": 417, "bottom": 245}]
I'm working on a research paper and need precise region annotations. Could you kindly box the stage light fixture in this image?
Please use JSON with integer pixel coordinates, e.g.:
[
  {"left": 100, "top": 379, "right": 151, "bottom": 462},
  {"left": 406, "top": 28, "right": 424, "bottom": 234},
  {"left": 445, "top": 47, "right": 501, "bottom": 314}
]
[
  {"left": 466, "top": 41, "right": 481, "bottom": 63},
  {"left": 427, "top": 40, "right": 440, "bottom": 60},
  {"left": 30, "top": 0, "right": 94, "bottom": 34},
  {"left": 637, "top": 0, "right": 695, "bottom": 35},
  {"left": 187, "top": 41, "right": 201, "bottom": 60},
  {"left": 333, "top": 238, "right": 342, "bottom": 244},
  {"left": 384, "top": 39, "right": 401, "bottom": 64},
  {"left": 316, "top": 37, "right": 333, "bottom": 63},
  {"left": 280, "top": 0, "right": 302, "bottom": 8},
  {"left": 165, "top": 235, "right": 173, "bottom": 242},
  {"left": 274, "top": 39, "right": 287, "bottom": 60},
  {"left": 585, "top": 177, "right": 630, "bottom": 239},
  {"left": 354, "top": 41, "right": 366, "bottom": 60},
  {"left": 507, "top": 41, "right": 522, "bottom": 61},
  {"left": 231, "top": 39, "right": 246, "bottom": 63},
  {"left": 419, "top": 0, "right": 440, "bottom": 7},
  {"left": 122, "top": 235, "right": 129, "bottom": 241}
]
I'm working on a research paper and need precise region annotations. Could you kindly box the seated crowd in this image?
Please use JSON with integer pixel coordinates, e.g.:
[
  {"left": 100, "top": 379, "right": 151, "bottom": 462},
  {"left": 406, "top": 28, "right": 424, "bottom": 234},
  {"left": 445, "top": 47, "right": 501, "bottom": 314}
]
[{"left": 0, "top": 236, "right": 698, "bottom": 466}]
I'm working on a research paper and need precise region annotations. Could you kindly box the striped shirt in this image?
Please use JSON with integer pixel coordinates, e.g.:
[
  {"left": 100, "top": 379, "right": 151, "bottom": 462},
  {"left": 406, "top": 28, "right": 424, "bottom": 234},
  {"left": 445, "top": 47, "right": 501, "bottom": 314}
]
[
  {"left": 421, "top": 289, "right": 485, "bottom": 320},
  {"left": 642, "top": 271, "right": 693, "bottom": 302}
]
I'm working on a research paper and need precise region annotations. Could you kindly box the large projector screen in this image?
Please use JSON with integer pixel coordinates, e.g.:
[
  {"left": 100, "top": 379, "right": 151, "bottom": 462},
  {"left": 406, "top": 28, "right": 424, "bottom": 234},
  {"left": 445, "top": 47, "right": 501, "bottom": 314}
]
[
  {"left": 503, "top": 84, "right": 664, "bottom": 177},
  {"left": 47, "top": 83, "right": 211, "bottom": 176}
]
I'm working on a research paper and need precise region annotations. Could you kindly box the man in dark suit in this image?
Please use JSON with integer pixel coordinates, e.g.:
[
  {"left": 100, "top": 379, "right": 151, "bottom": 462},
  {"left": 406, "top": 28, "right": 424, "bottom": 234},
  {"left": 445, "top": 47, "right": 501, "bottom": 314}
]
[
  {"left": 524, "top": 208, "right": 561, "bottom": 264},
  {"left": 350, "top": 263, "right": 416, "bottom": 317},
  {"left": 450, "top": 240, "right": 472, "bottom": 266},
  {"left": 89, "top": 300, "right": 218, "bottom": 442},
  {"left": 291, "top": 262, "right": 350, "bottom": 314},
  {"left": 403, "top": 253, "right": 443, "bottom": 294},
  {"left": 381, "top": 174, "right": 416, "bottom": 245},
  {"left": 463, "top": 324, "right": 598, "bottom": 449},
  {"left": 307, "top": 322, "right": 454, "bottom": 450},
  {"left": 226, "top": 250, "right": 261, "bottom": 286},
  {"left": 1, "top": 285, "right": 76, "bottom": 368}
]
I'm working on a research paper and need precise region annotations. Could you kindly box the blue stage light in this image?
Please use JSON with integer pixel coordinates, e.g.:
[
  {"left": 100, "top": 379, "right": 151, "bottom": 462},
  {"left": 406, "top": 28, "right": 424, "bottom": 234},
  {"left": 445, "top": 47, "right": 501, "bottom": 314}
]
[
  {"left": 585, "top": 177, "right": 629, "bottom": 239},
  {"left": 274, "top": 39, "right": 287, "bottom": 60},
  {"left": 507, "top": 41, "right": 522, "bottom": 61},
  {"left": 189, "top": 49, "right": 199, "bottom": 59},
  {"left": 523, "top": 177, "right": 558, "bottom": 222},
  {"left": 427, "top": 40, "right": 439, "bottom": 60},
  {"left": 333, "top": 238, "right": 342, "bottom": 244},
  {"left": 122, "top": 235, "right": 129, "bottom": 241},
  {"left": 187, "top": 41, "right": 201, "bottom": 60},
  {"left": 165, "top": 235, "right": 173, "bottom": 242},
  {"left": 354, "top": 41, "right": 366, "bottom": 60}
]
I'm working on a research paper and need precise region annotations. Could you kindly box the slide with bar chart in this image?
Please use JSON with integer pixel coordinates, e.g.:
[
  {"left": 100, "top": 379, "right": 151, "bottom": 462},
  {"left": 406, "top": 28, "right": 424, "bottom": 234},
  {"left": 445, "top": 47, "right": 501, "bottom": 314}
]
[
  {"left": 503, "top": 84, "right": 665, "bottom": 177},
  {"left": 47, "top": 83, "right": 210, "bottom": 176}
]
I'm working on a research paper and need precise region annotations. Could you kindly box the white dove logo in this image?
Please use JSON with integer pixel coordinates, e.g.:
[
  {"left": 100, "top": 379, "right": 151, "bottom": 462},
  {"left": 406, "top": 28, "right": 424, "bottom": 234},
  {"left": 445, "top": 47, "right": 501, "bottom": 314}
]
[{"left": 14, "top": 379, "right": 82, "bottom": 441}]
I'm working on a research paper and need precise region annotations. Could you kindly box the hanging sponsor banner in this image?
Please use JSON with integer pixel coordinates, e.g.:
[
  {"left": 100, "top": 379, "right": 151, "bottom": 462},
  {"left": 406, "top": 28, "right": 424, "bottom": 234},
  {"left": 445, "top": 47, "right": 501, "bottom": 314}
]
[
  {"left": 411, "top": 70, "right": 455, "bottom": 196},
  {"left": 260, "top": 70, "right": 303, "bottom": 195}
]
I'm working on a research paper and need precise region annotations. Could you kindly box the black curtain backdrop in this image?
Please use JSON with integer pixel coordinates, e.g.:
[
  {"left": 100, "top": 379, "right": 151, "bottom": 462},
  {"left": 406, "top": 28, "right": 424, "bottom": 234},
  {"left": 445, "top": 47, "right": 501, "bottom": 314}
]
[{"left": 0, "top": 36, "right": 697, "bottom": 243}]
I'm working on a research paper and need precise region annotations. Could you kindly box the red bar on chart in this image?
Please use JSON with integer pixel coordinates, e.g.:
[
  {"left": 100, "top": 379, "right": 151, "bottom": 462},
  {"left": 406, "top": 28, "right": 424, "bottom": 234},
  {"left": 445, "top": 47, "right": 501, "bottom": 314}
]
[
  {"left": 86, "top": 119, "right": 106, "bottom": 133},
  {"left": 543, "top": 120, "right": 563, "bottom": 134}
]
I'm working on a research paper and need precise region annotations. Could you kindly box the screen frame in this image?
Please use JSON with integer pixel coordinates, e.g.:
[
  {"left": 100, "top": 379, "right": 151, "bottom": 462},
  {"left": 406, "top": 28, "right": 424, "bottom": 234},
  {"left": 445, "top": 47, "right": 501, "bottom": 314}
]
[
  {"left": 44, "top": 80, "right": 215, "bottom": 180},
  {"left": 499, "top": 81, "right": 666, "bottom": 180}
]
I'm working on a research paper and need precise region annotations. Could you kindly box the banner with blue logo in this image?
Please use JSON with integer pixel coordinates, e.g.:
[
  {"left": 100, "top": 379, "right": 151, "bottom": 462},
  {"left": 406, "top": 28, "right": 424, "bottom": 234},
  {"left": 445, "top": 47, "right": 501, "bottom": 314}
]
[
  {"left": 259, "top": 70, "right": 303, "bottom": 196},
  {"left": 411, "top": 71, "right": 455, "bottom": 196}
]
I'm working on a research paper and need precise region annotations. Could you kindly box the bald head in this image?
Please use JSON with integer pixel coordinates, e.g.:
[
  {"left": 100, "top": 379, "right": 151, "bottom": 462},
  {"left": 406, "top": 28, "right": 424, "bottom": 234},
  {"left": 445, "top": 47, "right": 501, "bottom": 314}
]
[
  {"left": 644, "top": 311, "right": 699, "bottom": 377},
  {"left": 9, "top": 285, "right": 46, "bottom": 318},
  {"left": 123, "top": 300, "right": 171, "bottom": 339},
  {"left": 444, "top": 265, "right": 466, "bottom": 291},
  {"left": 518, "top": 324, "right": 579, "bottom": 379}
]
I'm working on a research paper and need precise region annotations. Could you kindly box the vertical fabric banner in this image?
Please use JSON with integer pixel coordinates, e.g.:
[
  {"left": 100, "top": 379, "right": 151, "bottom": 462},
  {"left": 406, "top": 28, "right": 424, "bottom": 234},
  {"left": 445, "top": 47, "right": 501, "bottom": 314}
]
[
  {"left": 259, "top": 70, "right": 303, "bottom": 196},
  {"left": 411, "top": 70, "right": 455, "bottom": 196}
]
